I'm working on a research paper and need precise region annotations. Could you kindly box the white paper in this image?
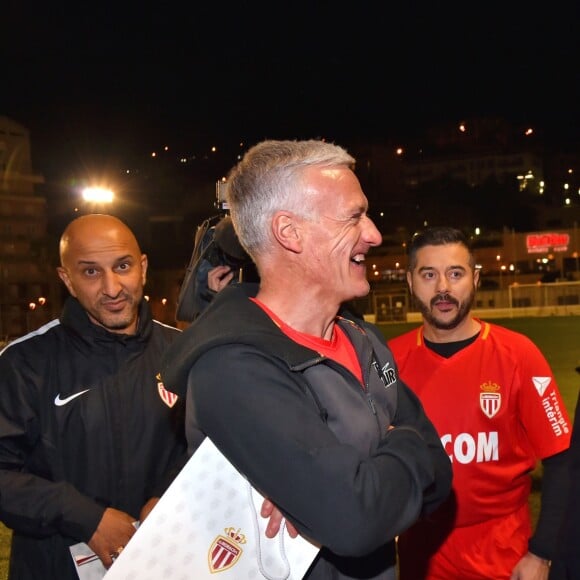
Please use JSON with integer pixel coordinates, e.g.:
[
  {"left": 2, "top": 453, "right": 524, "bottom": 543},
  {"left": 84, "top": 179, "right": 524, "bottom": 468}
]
[
  {"left": 104, "top": 437, "right": 319, "bottom": 579},
  {"left": 70, "top": 522, "right": 140, "bottom": 580},
  {"left": 70, "top": 541, "right": 107, "bottom": 580}
]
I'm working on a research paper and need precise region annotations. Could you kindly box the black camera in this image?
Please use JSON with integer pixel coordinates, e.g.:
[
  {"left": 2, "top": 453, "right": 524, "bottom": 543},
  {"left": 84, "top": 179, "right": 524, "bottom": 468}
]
[
  {"left": 204, "top": 216, "right": 252, "bottom": 270},
  {"left": 175, "top": 182, "right": 258, "bottom": 322}
]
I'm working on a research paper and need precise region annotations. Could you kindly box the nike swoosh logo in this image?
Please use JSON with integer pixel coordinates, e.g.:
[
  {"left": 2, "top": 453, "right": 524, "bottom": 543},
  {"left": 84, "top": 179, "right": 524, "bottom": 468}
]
[{"left": 54, "top": 389, "right": 91, "bottom": 406}]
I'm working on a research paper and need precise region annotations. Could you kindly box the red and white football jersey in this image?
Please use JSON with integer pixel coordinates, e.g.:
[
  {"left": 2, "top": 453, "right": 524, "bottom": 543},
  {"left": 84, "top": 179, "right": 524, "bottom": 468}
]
[{"left": 389, "top": 320, "right": 572, "bottom": 527}]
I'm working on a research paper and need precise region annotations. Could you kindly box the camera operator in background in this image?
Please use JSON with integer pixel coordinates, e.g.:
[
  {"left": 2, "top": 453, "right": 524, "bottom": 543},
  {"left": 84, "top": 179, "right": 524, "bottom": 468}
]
[
  {"left": 176, "top": 199, "right": 259, "bottom": 323},
  {"left": 192, "top": 216, "right": 254, "bottom": 312}
]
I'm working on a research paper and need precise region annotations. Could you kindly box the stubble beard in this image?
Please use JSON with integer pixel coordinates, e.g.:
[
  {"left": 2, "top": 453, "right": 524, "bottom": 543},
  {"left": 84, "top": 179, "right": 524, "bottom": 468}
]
[
  {"left": 413, "top": 288, "right": 475, "bottom": 331},
  {"left": 94, "top": 294, "right": 139, "bottom": 333}
]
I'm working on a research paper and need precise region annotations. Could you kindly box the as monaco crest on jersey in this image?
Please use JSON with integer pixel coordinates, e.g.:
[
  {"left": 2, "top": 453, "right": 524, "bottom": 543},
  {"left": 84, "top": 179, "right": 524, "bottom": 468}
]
[
  {"left": 156, "top": 373, "right": 178, "bottom": 408},
  {"left": 480, "top": 381, "right": 501, "bottom": 418},
  {"left": 208, "top": 527, "right": 247, "bottom": 573}
]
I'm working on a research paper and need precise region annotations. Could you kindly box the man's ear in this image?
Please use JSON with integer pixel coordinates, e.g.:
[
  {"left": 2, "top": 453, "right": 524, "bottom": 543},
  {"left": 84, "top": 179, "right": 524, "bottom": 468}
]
[
  {"left": 406, "top": 270, "right": 413, "bottom": 293},
  {"left": 141, "top": 254, "right": 148, "bottom": 286},
  {"left": 56, "top": 267, "right": 76, "bottom": 297},
  {"left": 271, "top": 211, "right": 302, "bottom": 253},
  {"left": 473, "top": 267, "right": 481, "bottom": 289}
]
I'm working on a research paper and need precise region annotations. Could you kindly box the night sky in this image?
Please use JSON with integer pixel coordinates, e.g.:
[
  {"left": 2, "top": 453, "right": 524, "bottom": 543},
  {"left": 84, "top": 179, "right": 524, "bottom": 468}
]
[{"left": 2, "top": 2, "right": 579, "bottom": 182}]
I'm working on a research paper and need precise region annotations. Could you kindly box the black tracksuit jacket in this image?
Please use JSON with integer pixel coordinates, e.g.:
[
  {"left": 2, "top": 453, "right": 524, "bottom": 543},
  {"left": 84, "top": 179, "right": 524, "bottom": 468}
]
[
  {"left": 162, "top": 284, "right": 452, "bottom": 580},
  {"left": 0, "top": 297, "right": 187, "bottom": 580}
]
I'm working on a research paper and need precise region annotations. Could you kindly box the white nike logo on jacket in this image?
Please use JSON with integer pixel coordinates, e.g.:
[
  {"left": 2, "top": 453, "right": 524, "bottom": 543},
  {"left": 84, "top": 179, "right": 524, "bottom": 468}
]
[{"left": 54, "top": 389, "right": 91, "bottom": 406}]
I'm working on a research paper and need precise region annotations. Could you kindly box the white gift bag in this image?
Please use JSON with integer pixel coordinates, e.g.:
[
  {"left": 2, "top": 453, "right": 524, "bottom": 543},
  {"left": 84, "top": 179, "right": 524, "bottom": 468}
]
[{"left": 104, "top": 437, "right": 319, "bottom": 579}]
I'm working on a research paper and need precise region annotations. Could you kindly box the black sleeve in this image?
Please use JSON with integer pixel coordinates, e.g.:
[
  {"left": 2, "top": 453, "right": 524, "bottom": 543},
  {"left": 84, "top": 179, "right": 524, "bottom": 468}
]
[
  {"left": 0, "top": 352, "right": 105, "bottom": 542},
  {"left": 528, "top": 449, "right": 570, "bottom": 559},
  {"left": 548, "top": 391, "right": 580, "bottom": 579},
  {"left": 392, "top": 379, "right": 453, "bottom": 516}
]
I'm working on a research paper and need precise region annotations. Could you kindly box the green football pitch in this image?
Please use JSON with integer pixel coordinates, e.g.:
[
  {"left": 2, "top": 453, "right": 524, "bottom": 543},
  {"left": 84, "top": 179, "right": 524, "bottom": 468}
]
[{"left": 0, "top": 316, "right": 578, "bottom": 578}]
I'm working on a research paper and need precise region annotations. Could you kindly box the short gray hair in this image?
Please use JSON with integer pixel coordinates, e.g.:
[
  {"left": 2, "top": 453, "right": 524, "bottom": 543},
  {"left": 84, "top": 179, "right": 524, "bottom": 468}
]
[{"left": 225, "top": 139, "right": 355, "bottom": 258}]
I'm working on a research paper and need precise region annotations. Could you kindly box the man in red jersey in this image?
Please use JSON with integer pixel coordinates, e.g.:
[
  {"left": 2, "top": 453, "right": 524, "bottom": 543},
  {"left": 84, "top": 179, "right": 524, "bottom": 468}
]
[{"left": 389, "top": 226, "right": 572, "bottom": 580}]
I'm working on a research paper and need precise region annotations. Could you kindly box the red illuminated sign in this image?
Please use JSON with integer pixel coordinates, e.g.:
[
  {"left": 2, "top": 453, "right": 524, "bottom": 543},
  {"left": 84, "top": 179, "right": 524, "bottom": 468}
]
[{"left": 526, "top": 233, "right": 570, "bottom": 253}]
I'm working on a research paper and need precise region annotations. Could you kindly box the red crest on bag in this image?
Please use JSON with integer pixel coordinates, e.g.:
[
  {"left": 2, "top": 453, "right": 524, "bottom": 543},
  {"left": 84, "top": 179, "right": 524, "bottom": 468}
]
[{"left": 208, "top": 527, "right": 246, "bottom": 573}]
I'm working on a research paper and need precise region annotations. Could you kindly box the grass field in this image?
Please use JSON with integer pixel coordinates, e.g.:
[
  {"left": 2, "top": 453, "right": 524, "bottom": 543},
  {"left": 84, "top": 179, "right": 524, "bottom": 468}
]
[{"left": 0, "top": 316, "right": 577, "bottom": 578}]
